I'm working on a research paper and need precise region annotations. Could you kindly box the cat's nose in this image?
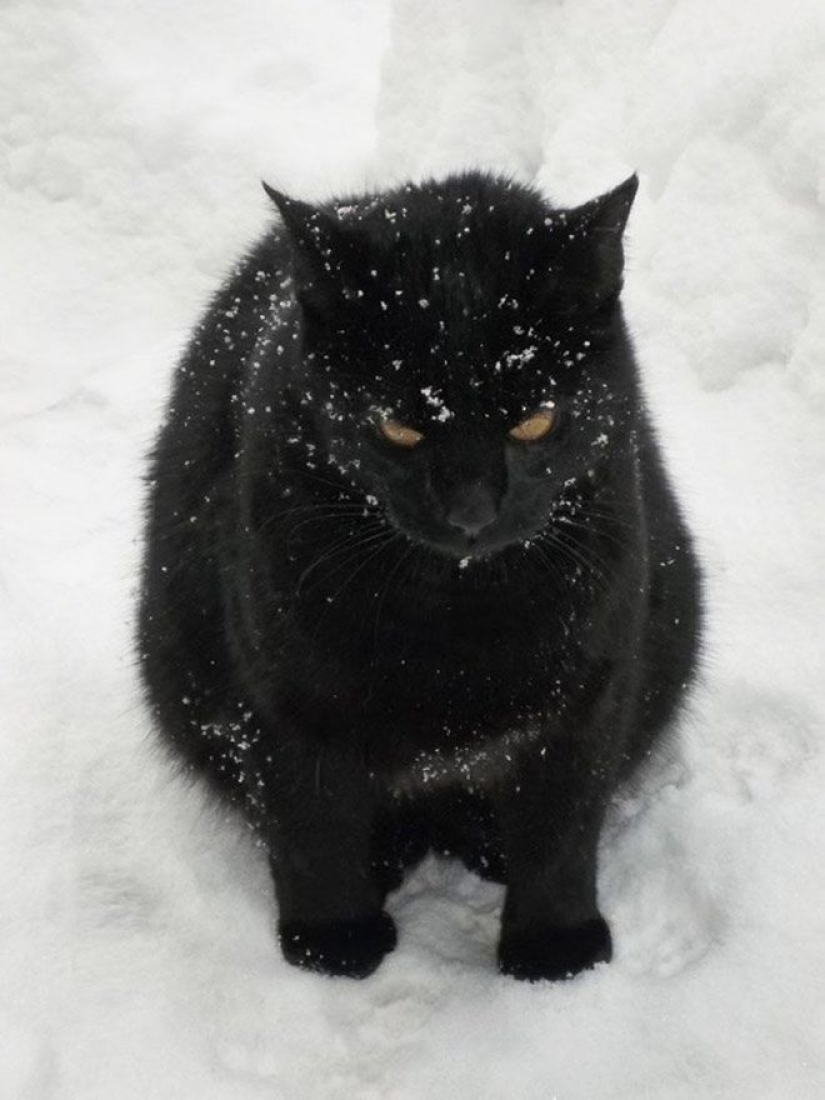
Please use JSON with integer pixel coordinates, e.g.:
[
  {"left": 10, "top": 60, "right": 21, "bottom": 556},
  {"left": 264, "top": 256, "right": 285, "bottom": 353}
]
[{"left": 445, "top": 484, "right": 498, "bottom": 539}]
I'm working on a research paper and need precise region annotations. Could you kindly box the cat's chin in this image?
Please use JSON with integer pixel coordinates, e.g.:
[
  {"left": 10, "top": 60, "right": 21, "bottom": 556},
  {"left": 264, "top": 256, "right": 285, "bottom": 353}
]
[
  {"left": 388, "top": 517, "right": 542, "bottom": 564},
  {"left": 404, "top": 531, "right": 527, "bottom": 564}
]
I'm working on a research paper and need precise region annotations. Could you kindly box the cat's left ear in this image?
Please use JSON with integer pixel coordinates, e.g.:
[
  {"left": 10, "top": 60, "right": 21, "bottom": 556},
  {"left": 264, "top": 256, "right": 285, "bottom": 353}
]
[
  {"left": 557, "top": 174, "right": 639, "bottom": 310},
  {"left": 262, "top": 182, "right": 323, "bottom": 242},
  {"left": 262, "top": 181, "right": 344, "bottom": 320}
]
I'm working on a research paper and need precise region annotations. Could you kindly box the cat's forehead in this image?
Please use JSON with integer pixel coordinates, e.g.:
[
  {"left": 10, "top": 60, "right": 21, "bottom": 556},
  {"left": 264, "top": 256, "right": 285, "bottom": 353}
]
[
  {"left": 337, "top": 183, "right": 560, "bottom": 293},
  {"left": 319, "top": 289, "right": 591, "bottom": 426},
  {"left": 324, "top": 321, "right": 591, "bottom": 429},
  {"left": 297, "top": 175, "right": 618, "bottom": 424}
]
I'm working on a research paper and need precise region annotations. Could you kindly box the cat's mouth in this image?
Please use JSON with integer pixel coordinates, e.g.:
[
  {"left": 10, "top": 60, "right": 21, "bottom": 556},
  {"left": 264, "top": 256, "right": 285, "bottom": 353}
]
[
  {"left": 386, "top": 510, "right": 529, "bottom": 563},
  {"left": 439, "top": 528, "right": 514, "bottom": 560}
]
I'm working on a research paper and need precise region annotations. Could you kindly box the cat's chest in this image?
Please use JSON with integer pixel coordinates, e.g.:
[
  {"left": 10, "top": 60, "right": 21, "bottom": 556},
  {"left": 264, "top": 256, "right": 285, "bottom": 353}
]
[
  {"left": 364, "top": 612, "right": 573, "bottom": 699},
  {"left": 380, "top": 718, "right": 547, "bottom": 796},
  {"left": 357, "top": 627, "right": 612, "bottom": 794},
  {"left": 360, "top": 659, "right": 565, "bottom": 794}
]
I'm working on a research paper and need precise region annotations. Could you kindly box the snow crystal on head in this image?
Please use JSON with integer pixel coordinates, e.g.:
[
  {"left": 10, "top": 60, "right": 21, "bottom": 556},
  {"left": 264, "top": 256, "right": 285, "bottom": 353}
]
[{"left": 420, "top": 386, "right": 454, "bottom": 422}]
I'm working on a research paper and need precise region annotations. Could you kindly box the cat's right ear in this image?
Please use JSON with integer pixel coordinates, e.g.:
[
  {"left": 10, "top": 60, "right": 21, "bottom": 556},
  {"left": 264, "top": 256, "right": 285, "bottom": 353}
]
[
  {"left": 262, "top": 182, "right": 341, "bottom": 320},
  {"left": 554, "top": 174, "right": 639, "bottom": 315}
]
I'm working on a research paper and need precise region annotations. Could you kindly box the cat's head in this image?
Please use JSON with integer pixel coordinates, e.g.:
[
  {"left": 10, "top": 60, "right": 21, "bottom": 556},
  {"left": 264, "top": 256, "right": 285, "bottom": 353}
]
[{"left": 267, "top": 172, "right": 639, "bottom": 560}]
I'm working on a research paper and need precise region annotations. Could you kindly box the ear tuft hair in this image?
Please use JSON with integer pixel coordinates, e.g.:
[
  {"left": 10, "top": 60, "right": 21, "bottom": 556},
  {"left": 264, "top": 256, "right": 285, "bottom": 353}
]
[
  {"left": 262, "top": 183, "right": 346, "bottom": 322},
  {"left": 556, "top": 174, "right": 639, "bottom": 311},
  {"left": 579, "top": 174, "right": 639, "bottom": 237}
]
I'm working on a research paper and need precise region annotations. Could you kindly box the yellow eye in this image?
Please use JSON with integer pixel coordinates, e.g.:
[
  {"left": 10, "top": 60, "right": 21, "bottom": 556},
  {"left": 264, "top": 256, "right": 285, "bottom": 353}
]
[
  {"left": 508, "top": 408, "right": 556, "bottom": 442},
  {"left": 379, "top": 419, "right": 425, "bottom": 448}
]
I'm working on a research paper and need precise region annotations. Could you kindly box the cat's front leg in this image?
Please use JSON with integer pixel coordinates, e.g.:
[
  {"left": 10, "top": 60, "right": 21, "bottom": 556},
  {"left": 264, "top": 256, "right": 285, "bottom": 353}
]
[
  {"left": 495, "top": 738, "right": 614, "bottom": 982},
  {"left": 251, "top": 737, "right": 396, "bottom": 979}
]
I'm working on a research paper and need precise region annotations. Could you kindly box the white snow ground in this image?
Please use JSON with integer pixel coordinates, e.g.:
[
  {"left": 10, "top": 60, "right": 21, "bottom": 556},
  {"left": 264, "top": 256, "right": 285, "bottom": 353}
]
[{"left": 1, "top": 0, "right": 824, "bottom": 1096}]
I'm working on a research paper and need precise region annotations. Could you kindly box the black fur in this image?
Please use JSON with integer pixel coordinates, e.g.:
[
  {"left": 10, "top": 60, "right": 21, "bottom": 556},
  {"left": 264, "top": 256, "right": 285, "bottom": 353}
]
[{"left": 138, "top": 172, "right": 701, "bottom": 981}]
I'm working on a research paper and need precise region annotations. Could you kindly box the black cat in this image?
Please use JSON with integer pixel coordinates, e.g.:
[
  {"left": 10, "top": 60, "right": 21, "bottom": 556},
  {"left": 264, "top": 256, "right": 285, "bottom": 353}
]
[{"left": 138, "top": 171, "right": 701, "bottom": 981}]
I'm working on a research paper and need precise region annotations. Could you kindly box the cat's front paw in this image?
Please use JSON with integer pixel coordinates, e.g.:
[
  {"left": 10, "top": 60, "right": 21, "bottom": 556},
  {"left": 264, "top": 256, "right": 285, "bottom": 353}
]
[
  {"left": 498, "top": 916, "right": 612, "bottom": 982},
  {"left": 279, "top": 911, "right": 397, "bottom": 979}
]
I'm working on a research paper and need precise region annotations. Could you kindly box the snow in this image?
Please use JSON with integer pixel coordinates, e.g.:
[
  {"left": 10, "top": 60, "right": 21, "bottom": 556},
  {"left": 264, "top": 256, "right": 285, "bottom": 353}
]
[{"left": 1, "top": 0, "right": 824, "bottom": 1097}]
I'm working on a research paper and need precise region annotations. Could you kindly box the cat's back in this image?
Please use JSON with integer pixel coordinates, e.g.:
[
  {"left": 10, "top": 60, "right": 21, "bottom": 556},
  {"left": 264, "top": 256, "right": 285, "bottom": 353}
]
[
  {"left": 630, "top": 412, "right": 702, "bottom": 753},
  {"left": 138, "top": 228, "right": 293, "bottom": 765},
  {"left": 151, "top": 231, "right": 292, "bottom": 469}
]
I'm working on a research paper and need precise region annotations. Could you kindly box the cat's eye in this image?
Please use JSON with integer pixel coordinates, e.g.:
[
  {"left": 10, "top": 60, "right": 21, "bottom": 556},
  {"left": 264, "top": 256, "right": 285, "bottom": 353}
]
[
  {"left": 508, "top": 408, "right": 556, "bottom": 442},
  {"left": 379, "top": 419, "right": 425, "bottom": 448}
]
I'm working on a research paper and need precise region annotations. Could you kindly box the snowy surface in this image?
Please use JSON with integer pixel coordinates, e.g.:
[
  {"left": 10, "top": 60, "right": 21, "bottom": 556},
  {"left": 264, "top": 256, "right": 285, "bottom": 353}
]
[{"left": 2, "top": 0, "right": 824, "bottom": 1096}]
